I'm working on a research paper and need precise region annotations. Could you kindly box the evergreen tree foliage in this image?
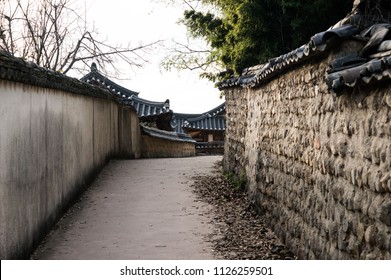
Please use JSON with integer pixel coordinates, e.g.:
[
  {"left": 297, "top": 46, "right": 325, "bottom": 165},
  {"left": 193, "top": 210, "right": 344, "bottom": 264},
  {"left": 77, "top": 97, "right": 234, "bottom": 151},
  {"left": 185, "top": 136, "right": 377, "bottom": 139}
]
[{"left": 181, "top": 0, "right": 352, "bottom": 75}]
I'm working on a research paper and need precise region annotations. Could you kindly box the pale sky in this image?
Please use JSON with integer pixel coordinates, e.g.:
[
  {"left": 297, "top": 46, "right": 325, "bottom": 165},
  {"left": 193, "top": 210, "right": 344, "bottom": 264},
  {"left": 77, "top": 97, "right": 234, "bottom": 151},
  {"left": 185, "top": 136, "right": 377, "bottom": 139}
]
[{"left": 84, "top": 0, "right": 224, "bottom": 113}]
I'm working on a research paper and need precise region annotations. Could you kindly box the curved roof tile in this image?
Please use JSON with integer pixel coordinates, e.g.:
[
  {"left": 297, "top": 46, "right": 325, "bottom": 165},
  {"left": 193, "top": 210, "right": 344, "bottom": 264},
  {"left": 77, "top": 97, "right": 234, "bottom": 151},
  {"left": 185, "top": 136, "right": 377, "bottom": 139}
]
[{"left": 326, "top": 55, "right": 391, "bottom": 91}]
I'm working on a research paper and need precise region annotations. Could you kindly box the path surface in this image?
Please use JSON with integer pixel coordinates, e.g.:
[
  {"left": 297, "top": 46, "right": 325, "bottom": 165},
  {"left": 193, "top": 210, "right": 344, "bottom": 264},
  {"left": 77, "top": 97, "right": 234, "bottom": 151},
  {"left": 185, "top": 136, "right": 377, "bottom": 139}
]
[{"left": 32, "top": 156, "right": 222, "bottom": 260}]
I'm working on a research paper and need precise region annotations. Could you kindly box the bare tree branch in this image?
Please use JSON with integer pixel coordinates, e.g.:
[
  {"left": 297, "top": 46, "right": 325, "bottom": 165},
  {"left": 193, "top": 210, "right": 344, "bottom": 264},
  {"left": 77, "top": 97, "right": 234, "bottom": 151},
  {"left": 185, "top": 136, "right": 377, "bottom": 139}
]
[
  {"left": 161, "top": 38, "right": 222, "bottom": 80},
  {"left": 153, "top": 0, "right": 222, "bottom": 80},
  {"left": 0, "top": 0, "right": 159, "bottom": 78}
]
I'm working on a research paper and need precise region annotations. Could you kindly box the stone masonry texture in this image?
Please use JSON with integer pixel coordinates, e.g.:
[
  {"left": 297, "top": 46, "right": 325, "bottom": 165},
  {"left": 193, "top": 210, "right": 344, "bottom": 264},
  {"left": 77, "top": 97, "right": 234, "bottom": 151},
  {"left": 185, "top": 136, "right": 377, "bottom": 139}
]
[{"left": 223, "top": 41, "right": 391, "bottom": 259}]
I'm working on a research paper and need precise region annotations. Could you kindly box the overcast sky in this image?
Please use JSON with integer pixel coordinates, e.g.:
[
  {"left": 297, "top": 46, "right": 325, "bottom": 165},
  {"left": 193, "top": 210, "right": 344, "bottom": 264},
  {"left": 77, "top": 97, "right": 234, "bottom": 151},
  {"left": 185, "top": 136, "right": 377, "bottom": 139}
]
[{"left": 84, "top": 0, "right": 224, "bottom": 113}]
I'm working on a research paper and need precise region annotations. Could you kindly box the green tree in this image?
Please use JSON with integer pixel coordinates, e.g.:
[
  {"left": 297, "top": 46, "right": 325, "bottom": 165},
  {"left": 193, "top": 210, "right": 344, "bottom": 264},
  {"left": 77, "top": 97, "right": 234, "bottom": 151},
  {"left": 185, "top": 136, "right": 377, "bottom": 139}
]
[{"left": 164, "top": 0, "right": 352, "bottom": 79}]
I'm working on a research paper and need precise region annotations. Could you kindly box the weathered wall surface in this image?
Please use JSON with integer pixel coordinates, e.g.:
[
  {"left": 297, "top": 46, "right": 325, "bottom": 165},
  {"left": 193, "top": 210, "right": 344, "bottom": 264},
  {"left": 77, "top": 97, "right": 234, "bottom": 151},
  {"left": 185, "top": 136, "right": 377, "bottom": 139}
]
[
  {"left": 0, "top": 77, "right": 141, "bottom": 259},
  {"left": 223, "top": 43, "right": 391, "bottom": 259},
  {"left": 118, "top": 107, "right": 142, "bottom": 158},
  {"left": 141, "top": 135, "right": 196, "bottom": 158}
]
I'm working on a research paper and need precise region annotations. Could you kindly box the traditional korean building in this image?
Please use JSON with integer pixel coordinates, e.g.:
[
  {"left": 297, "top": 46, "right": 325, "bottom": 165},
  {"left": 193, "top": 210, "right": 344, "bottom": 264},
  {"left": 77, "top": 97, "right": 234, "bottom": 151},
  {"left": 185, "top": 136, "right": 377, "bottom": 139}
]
[
  {"left": 81, "top": 63, "right": 195, "bottom": 157},
  {"left": 172, "top": 103, "right": 226, "bottom": 154},
  {"left": 81, "top": 63, "right": 226, "bottom": 156}
]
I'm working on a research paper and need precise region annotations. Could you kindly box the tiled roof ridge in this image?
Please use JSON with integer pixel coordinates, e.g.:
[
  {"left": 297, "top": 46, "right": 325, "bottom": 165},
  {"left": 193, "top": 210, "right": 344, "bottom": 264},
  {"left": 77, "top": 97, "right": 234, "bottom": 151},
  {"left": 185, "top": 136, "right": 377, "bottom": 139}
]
[
  {"left": 127, "top": 95, "right": 170, "bottom": 107},
  {"left": 0, "top": 51, "right": 118, "bottom": 102},
  {"left": 172, "top": 102, "right": 226, "bottom": 133},
  {"left": 182, "top": 103, "right": 226, "bottom": 131},
  {"left": 187, "top": 112, "right": 226, "bottom": 123},
  {"left": 80, "top": 67, "right": 139, "bottom": 97},
  {"left": 194, "top": 102, "right": 226, "bottom": 119},
  {"left": 141, "top": 124, "right": 195, "bottom": 143},
  {"left": 173, "top": 102, "right": 226, "bottom": 120}
]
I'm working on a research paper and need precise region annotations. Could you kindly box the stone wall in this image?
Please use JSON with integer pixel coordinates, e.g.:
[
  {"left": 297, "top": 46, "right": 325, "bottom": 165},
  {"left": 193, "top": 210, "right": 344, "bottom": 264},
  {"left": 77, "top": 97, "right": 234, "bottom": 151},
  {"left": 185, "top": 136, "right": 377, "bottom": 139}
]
[
  {"left": 0, "top": 53, "right": 141, "bottom": 259},
  {"left": 141, "top": 135, "right": 196, "bottom": 158},
  {"left": 222, "top": 42, "right": 391, "bottom": 259}
]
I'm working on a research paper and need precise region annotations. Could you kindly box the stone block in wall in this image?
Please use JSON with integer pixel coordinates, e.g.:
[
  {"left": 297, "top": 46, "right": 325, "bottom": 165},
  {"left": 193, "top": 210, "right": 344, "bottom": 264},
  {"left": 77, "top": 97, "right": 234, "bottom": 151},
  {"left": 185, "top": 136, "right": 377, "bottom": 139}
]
[
  {"left": 377, "top": 201, "right": 391, "bottom": 226},
  {"left": 364, "top": 224, "right": 377, "bottom": 247}
]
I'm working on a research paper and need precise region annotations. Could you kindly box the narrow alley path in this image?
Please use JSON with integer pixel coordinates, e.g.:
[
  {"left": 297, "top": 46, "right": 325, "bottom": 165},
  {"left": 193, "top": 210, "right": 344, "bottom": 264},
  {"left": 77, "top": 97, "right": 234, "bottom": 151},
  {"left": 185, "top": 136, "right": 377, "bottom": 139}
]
[{"left": 32, "top": 156, "right": 222, "bottom": 260}]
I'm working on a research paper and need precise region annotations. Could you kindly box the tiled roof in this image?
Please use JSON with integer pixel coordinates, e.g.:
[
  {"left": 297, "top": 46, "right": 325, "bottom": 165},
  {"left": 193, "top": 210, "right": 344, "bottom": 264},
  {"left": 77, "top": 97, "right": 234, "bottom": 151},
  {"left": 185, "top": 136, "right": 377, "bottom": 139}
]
[
  {"left": 201, "top": 102, "right": 226, "bottom": 116},
  {"left": 326, "top": 23, "right": 391, "bottom": 92},
  {"left": 81, "top": 64, "right": 139, "bottom": 96},
  {"left": 141, "top": 124, "right": 195, "bottom": 143},
  {"left": 127, "top": 96, "right": 170, "bottom": 118},
  {"left": 81, "top": 64, "right": 171, "bottom": 118},
  {"left": 171, "top": 113, "right": 201, "bottom": 134},
  {"left": 184, "top": 115, "right": 226, "bottom": 132},
  {"left": 218, "top": 12, "right": 391, "bottom": 92},
  {"left": 172, "top": 103, "right": 226, "bottom": 133}
]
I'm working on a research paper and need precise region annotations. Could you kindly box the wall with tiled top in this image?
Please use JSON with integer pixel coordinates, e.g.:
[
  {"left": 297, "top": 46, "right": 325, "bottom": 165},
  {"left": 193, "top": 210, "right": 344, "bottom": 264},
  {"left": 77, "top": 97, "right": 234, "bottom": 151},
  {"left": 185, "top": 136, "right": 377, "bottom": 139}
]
[
  {"left": 141, "top": 135, "right": 195, "bottom": 158},
  {"left": 0, "top": 56, "right": 141, "bottom": 259},
  {"left": 223, "top": 41, "right": 391, "bottom": 259}
]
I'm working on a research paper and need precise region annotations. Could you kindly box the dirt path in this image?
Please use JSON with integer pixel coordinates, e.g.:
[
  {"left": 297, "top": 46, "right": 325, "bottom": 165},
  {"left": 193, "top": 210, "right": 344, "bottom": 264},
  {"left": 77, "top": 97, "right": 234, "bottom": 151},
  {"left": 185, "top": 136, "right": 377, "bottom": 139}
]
[{"left": 32, "top": 156, "right": 222, "bottom": 260}]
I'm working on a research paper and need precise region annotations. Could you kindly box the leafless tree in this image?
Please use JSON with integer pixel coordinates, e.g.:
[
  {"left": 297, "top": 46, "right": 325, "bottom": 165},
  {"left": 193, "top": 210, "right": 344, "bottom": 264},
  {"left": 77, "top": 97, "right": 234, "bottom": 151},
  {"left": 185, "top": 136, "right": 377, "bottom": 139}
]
[
  {"left": 161, "top": 38, "right": 223, "bottom": 81},
  {"left": 0, "top": 0, "right": 160, "bottom": 77}
]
